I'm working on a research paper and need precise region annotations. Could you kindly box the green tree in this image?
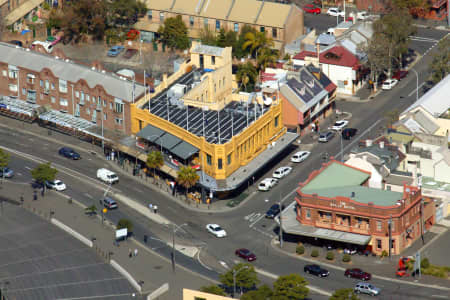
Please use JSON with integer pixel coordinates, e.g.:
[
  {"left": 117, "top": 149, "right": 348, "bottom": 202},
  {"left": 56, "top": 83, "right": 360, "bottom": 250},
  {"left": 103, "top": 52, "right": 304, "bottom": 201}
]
[
  {"left": 85, "top": 205, "right": 98, "bottom": 216},
  {"left": 360, "top": 32, "right": 390, "bottom": 92},
  {"left": 216, "top": 28, "right": 227, "bottom": 47},
  {"left": 385, "top": 109, "right": 400, "bottom": 128},
  {"left": 108, "top": 0, "right": 147, "bottom": 27},
  {"left": 236, "top": 62, "right": 258, "bottom": 92},
  {"left": 0, "top": 148, "right": 11, "bottom": 183},
  {"left": 242, "top": 31, "right": 274, "bottom": 60},
  {"left": 392, "top": 0, "right": 431, "bottom": 18},
  {"left": 117, "top": 218, "right": 133, "bottom": 232},
  {"left": 158, "top": 15, "right": 190, "bottom": 50},
  {"left": 236, "top": 25, "right": 257, "bottom": 58},
  {"left": 31, "top": 162, "right": 57, "bottom": 193},
  {"left": 329, "top": 288, "right": 360, "bottom": 300},
  {"left": 200, "top": 285, "right": 226, "bottom": 296},
  {"left": 257, "top": 48, "right": 278, "bottom": 71},
  {"left": 241, "top": 284, "right": 273, "bottom": 300},
  {"left": 224, "top": 30, "right": 238, "bottom": 48},
  {"left": 200, "top": 27, "right": 217, "bottom": 46},
  {"left": 430, "top": 36, "right": 450, "bottom": 84},
  {"left": 220, "top": 263, "right": 260, "bottom": 294},
  {"left": 176, "top": 166, "right": 199, "bottom": 201},
  {"left": 146, "top": 151, "right": 164, "bottom": 182},
  {"left": 272, "top": 274, "right": 309, "bottom": 300}
]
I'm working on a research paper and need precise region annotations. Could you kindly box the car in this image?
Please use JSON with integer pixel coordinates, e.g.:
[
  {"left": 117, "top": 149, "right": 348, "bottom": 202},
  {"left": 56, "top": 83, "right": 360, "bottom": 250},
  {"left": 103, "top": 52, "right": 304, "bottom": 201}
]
[
  {"left": 9, "top": 40, "right": 23, "bottom": 47},
  {"left": 291, "top": 151, "right": 310, "bottom": 163},
  {"left": 304, "top": 264, "right": 330, "bottom": 277},
  {"left": 265, "top": 204, "right": 281, "bottom": 219},
  {"left": 107, "top": 45, "right": 125, "bottom": 57},
  {"left": 327, "top": 7, "right": 345, "bottom": 17},
  {"left": 318, "top": 131, "right": 335, "bottom": 142},
  {"left": 103, "top": 197, "right": 118, "bottom": 209},
  {"left": 342, "top": 128, "right": 358, "bottom": 140},
  {"left": 356, "top": 11, "right": 369, "bottom": 20},
  {"left": 392, "top": 70, "right": 408, "bottom": 81},
  {"left": 272, "top": 166, "right": 292, "bottom": 179},
  {"left": 345, "top": 268, "right": 371, "bottom": 281},
  {"left": 303, "top": 4, "right": 321, "bottom": 14},
  {"left": 0, "top": 167, "right": 14, "bottom": 178},
  {"left": 344, "top": 248, "right": 358, "bottom": 255},
  {"left": 354, "top": 282, "right": 380, "bottom": 296},
  {"left": 58, "top": 147, "right": 81, "bottom": 160},
  {"left": 206, "top": 224, "right": 227, "bottom": 238},
  {"left": 235, "top": 248, "right": 256, "bottom": 262},
  {"left": 381, "top": 78, "right": 398, "bottom": 90},
  {"left": 123, "top": 48, "right": 138, "bottom": 59},
  {"left": 330, "top": 120, "right": 349, "bottom": 131},
  {"left": 258, "top": 178, "right": 278, "bottom": 191},
  {"left": 45, "top": 179, "right": 67, "bottom": 191},
  {"left": 31, "top": 41, "right": 53, "bottom": 53}
]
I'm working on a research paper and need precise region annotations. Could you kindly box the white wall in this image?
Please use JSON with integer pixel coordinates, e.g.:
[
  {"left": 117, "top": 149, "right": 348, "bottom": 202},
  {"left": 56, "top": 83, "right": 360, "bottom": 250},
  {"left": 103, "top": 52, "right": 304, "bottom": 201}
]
[
  {"left": 320, "top": 64, "right": 354, "bottom": 95},
  {"left": 345, "top": 155, "right": 383, "bottom": 189}
]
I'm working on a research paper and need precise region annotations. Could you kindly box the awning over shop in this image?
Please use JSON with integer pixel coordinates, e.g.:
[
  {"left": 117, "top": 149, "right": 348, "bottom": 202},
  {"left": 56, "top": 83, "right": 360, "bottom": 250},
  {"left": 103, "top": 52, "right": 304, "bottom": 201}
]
[
  {"left": 160, "top": 132, "right": 182, "bottom": 149},
  {"left": 136, "top": 124, "right": 165, "bottom": 142},
  {"left": 170, "top": 141, "right": 199, "bottom": 160}
]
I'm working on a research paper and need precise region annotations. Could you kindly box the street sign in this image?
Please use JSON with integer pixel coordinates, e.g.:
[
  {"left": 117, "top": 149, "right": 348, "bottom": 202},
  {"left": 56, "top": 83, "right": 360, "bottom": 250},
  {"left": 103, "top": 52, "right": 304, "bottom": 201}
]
[
  {"left": 103, "top": 208, "right": 108, "bottom": 214},
  {"left": 115, "top": 228, "right": 127, "bottom": 239}
]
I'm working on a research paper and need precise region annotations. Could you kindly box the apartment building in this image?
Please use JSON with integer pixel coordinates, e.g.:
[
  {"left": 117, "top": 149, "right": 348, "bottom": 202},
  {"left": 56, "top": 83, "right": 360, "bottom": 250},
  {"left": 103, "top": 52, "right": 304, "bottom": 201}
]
[{"left": 135, "top": 0, "right": 304, "bottom": 50}]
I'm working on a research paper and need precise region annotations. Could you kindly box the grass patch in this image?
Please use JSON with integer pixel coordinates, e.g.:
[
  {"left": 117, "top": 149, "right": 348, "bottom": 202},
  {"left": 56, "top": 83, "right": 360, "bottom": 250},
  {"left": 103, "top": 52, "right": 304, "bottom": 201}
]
[
  {"left": 422, "top": 265, "right": 450, "bottom": 278},
  {"left": 226, "top": 192, "right": 248, "bottom": 207}
]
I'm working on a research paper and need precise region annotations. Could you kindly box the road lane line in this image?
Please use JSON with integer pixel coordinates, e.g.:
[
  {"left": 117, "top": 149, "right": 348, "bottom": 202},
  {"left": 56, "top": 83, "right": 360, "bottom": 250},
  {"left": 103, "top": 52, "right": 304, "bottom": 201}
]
[
  {"left": 249, "top": 213, "right": 265, "bottom": 228},
  {"left": 24, "top": 166, "right": 31, "bottom": 170}
]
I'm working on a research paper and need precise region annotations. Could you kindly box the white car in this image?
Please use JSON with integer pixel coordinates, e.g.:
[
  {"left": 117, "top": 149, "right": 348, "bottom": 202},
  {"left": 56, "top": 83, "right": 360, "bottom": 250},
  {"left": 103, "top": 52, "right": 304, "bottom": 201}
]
[
  {"left": 381, "top": 79, "right": 398, "bottom": 90},
  {"left": 206, "top": 224, "right": 227, "bottom": 238},
  {"left": 356, "top": 11, "right": 369, "bottom": 20},
  {"left": 45, "top": 179, "right": 66, "bottom": 191},
  {"left": 272, "top": 166, "right": 292, "bottom": 179},
  {"left": 327, "top": 7, "right": 345, "bottom": 17},
  {"left": 97, "top": 168, "right": 119, "bottom": 184},
  {"left": 291, "top": 151, "right": 311, "bottom": 163},
  {"left": 331, "top": 120, "right": 349, "bottom": 131},
  {"left": 258, "top": 178, "right": 278, "bottom": 191}
]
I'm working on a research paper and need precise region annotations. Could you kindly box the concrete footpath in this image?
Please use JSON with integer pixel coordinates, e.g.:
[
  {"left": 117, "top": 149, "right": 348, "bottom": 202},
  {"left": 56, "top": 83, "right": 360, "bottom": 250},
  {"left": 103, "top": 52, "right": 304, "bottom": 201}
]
[{"left": 2, "top": 181, "right": 217, "bottom": 299}]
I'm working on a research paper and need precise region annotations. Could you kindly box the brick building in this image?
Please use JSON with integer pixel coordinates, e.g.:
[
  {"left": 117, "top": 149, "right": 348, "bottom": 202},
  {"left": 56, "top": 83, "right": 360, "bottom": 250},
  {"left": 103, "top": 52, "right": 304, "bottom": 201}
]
[{"left": 0, "top": 42, "right": 145, "bottom": 135}]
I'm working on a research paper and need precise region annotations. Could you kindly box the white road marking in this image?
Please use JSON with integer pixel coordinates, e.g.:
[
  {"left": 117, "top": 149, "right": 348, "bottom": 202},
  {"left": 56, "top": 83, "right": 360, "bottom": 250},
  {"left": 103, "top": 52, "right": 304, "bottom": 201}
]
[
  {"left": 408, "top": 82, "right": 426, "bottom": 97},
  {"left": 244, "top": 212, "right": 256, "bottom": 221},
  {"left": 24, "top": 166, "right": 31, "bottom": 170},
  {"left": 219, "top": 261, "right": 229, "bottom": 269},
  {"left": 409, "top": 36, "right": 439, "bottom": 42},
  {"left": 249, "top": 213, "right": 265, "bottom": 228},
  {"left": 84, "top": 193, "right": 93, "bottom": 199}
]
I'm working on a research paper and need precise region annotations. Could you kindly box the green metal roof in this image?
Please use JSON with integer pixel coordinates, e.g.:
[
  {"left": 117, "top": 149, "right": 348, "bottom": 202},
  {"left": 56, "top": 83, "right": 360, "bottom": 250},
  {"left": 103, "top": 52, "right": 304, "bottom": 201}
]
[
  {"left": 302, "top": 162, "right": 370, "bottom": 192},
  {"left": 386, "top": 132, "right": 414, "bottom": 144},
  {"left": 302, "top": 186, "right": 402, "bottom": 207}
]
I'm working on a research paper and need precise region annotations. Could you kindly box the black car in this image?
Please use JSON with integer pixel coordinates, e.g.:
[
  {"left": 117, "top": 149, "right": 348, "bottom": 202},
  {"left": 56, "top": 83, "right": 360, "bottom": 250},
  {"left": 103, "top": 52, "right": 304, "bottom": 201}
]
[
  {"left": 9, "top": 40, "right": 23, "bottom": 47},
  {"left": 304, "top": 264, "right": 330, "bottom": 277},
  {"left": 265, "top": 204, "right": 281, "bottom": 218},
  {"left": 342, "top": 128, "right": 358, "bottom": 140},
  {"left": 58, "top": 147, "right": 81, "bottom": 159},
  {"left": 31, "top": 181, "right": 44, "bottom": 189}
]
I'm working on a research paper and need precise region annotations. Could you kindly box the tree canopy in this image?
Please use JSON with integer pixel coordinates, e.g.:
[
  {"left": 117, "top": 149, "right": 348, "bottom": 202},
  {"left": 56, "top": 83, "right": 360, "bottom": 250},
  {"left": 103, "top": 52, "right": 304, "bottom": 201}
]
[
  {"left": 236, "top": 62, "right": 258, "bottom": 92},
  {"left": 31, "top": 162, "right": 57, "bottom": 184},
  {"left": 157, "top": 15, "right": 190, "bottom": 50},
  {"left": 146, "top": 151, "right": 164, "bottom": 181},
  {"left": 220, "top": 263, "right": 259, "bottom": 293},
  {"left": 430, "top": 36, "right": 450, "bottom": 84},
  {"left": 329, "top": 288, "right": 360, "bottom": 300},
  {"left": 0, "top": 149, "right": 10, "bottom": 182},
  {"left": 117, "top": 218, "right": 133, "bottom": 232},
  {"left": 241, "top": 284, "right": 273, "bottom": 300},
  {"left": 199, "top": 285, "right": 226, "bottom": 296},
  {"left": 272, "top": 274, "right": 309, "bottom": 300}
]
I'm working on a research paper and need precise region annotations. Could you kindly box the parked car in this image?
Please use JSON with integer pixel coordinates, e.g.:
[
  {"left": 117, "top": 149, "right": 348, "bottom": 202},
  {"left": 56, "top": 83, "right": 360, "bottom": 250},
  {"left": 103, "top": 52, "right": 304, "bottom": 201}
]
[
  {"left": 58, "top": 147, "right": 81, "bottom": 160},
  {"left": 0, "top": 167, "right": 14, "bottom": 178},
  {"left": 356, "top": 11, "right": 369, "bottom": 20},
  {"left": 331, "top": 120, "right": 349, "bottom": 131},
  {"left": 97, "top": 168, "right": 119, "bottom": 184},
  {"left": 345, "top": 268, "right": 371, "bottom": 281},
  {"left": 354, "top": 282, "right": 380, "bottom": 296},
  {"left": 318, "top": 131, "right": 335, "bottom": 142},
  {"left": 107, "top": 45, "right": 125, "bottom": 57},
  {"left": 258, "top": 178, "right": 278, "bottom": 191},
  {"left": 327, "top": 7, "right": 344, "bottom": 17},
  {"left": 235, "top": 248, "right": 256, "bottom": 262},
  {"left": 123, "top": 48, "right": 138, "bottom": 59},
  {"left": 303, "top": 4, "right": 321, "bottom": 14},
  {"left": 103, "top": 197, "right": 118, "bottom": 209},
  {"left": 8, "top": 40, "right": 23, "bottom": 47},
  {"left": 272, "top": 166, "right": 292, "bottom": 179},
  {"left": 342, "top": 128, "right": 358, "bottom": 140},
  {"left": 304, "top": 264, "right": 330, "bottom": 277},
  {"left": 344, "top": 248, "right": 358, "bottom": 255},
  {"left": 31, "top": 41, "right": 53, "bottom": 53},
  {"left": 291, "top": 151, "right": 310, "bottom": 163},
  {"left": 206, "top": 224, "right": 227, "bottom": 238},
  {"left": 45, "top": 179, "right": 67, "bottom": 191},
  {"left": 392, "top": 70, "right": 408, "bottom": 81},
  {"left": 381, "top": 78, "right": 398, "bottom": 90},
  {"left": 265, "top": 204, "right": 281, "bottom": 219}
]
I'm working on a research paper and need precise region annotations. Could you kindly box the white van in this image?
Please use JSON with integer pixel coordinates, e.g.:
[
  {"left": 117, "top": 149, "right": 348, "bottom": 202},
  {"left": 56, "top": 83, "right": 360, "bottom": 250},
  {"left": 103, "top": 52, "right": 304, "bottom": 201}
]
[
  {"left": 97, "top": 168, "right": 119, "bottom": 184},
  {"left": 31, "top": 41, "right": 53, "bottom": 53}
]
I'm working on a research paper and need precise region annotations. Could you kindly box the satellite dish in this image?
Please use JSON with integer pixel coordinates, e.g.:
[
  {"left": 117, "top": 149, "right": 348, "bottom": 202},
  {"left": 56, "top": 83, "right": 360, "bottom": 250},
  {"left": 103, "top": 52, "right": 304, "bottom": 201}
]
[{"left": 263, "top": 97, "right": 272, "bottom": 106}]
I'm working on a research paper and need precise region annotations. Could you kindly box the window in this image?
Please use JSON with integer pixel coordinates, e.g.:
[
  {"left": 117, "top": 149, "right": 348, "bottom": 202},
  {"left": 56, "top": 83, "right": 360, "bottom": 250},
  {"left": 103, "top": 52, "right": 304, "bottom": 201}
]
[
  {"left": 274, "top": 116, "right": 279, "bottom": 127},
  {"left": 44, "top": 80, "right": 50, "bottom": 92},
  {"left": 80, "top": 91, "right": 85, "bottom": 105},
  {"left": 59, "top": 98, "right": 68, "bottom": 106},
  {"left": 115, "top": 98, "right": 124, "bottom": 113},
  {"left": 51, "top": 96, "right": 55, "bottom": 103},
  {"left": 234, "top": 23, "right": 239, "bottom": 32},
  {"left": 115, "top": 118, "right": 123, "bottom": 125},
  {"left": 214, "top": 83, "right": 216, "bottom": 93},
  {"left": 215, "top": 20, "right": 220, "bottom": 30},
  {"left": 2, "top": 70, "right": 6, "bottom": 77},
  {"left": 75, "top": 104, "right": 80, "bottom": 117},
  {"left": 204, "top": 18, "right": 208, "bottom": 27},
  {"left": 40, "top": 80, "right": 43, "bottom": 87},
  {"left": 272, "top": 27, "right": 277, "bottom": 38},
  {"left": 227, "top": 153, "right": 232, "bottom": 165},
  {"left": 376, "top": 239, "right": 382, "bottom": 249},
  {"left": 103, "top": 113, "right": 107, "bottom": 120},
  {"left": 109, "top": 102, "right": 113, "bottom": 110},
  {"left": 8, "top": 84, "right": 17, "bottom": 92},
  {"left": 194, "top": 297, "right": 206, "bottom": 300},
  {"left": 86, "top": 94, "right": 90, "bottom": 102},
  {"left": 147, "top": 10, "right": 152, "bottom": 20},
  {"left": 211, "top": 56, "right": 215, "bottom": 65},
  {"left": 92, "top": 110, "right": 97, "bottom": 122},
  {"left": 103, "top": 99, "right": 106, "bottom": 107},
  {"left": 26, "top": 74, "right": 35, "bottom": 84},
  {"left": 22, "top": 88, "right": 26, "bottom": 95},
  {"left": 51, "top": 83, "right": 55, "bottom": 90},
  {"left": 260, "top": 26, "right": 265, "bottom": 32},
  {"left": 8, "top": 66, "right": 18, "bottom": 79},
  {"left": 376, "top": 220, "right": 382, "bottom": 231},
  {"left": 391, "top": 239, "right": 395, "bottom": 249},
  {"left": 218, "top": 158, "right": 222, "bottom": 169},
  {"left": 59, "top": 79, "right": 67, "bottom": 93},
  {"left": 206, "top": 154, "right": 212, "bottom": 165},
  {"left": 75, "top": 91, "right": 79, "bottom": 98},
  {"left": 306, "top": 209, "right": 311, "bottom": 219},
  {"left": 27, "top": 90, "right": 36, "bottom": 102},
  {"left": 159, "top": 12, "right": 164, "bottom": 22},
  {"left": 189, "top": 16, "right": 194, "bottom": 26},
  {"left": 86, "top": 107, "right": 90, "bottom": 115}
]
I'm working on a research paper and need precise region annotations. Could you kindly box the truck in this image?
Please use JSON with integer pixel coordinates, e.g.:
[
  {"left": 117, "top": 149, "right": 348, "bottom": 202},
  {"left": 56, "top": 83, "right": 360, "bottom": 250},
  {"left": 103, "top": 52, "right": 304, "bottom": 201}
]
[{"left": 97, "top": 168, "right": 119, "bottom": 184}]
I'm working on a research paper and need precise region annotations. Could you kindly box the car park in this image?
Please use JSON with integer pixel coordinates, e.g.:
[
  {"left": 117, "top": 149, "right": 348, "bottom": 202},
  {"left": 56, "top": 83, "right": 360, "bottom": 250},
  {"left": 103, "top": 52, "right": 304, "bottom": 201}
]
[
  {"left": 345, "top": 268, "right": 371, "bottom": 281},
  {"left": 97, "top": 168, "right": 119, "bottom": 184},
  {"left": 381, "top": 78, "right": 398, "bottom": 90},
  {"left": 58, "top": 147, "right": 81, "bottom": 160},
  {"left": 318, "top": 131, "right": 335, "bottom": 142},
  {"left": 258, "top": 178, "right": 278, "bottom": 191},
  {"left": 291, "top": 151, "right": 310, "bottom": 163},
  {"left": 331, "top": 120, "right": 349, "bottom": 131},
  {"left": 235, "top": 248, "right": 256, "bottom": 261},
  {"left": 206, "top": 224, "right": 227, "bottom": 238},
  {"left": 107, "top": 45, "right": 124, "bottom": 57},
  {"left": 272, "top": 166, "right": 292, "bottom": 179},
  {"left": 342, "top": 128, "right": 358, "bottom": 140},
  {"left": 354, "top": 282, "right": 380, "bottom": 296},
  {"left": 303, "top": 4, "right": 321, "bottom": 14},
  {"left": 327, "top": 7, "right": 345, "bottom": 17},
  {"left": 265, "top": 204, "right": 281, "bottom": 219},
  {"left": 103, "top": 197, "right": 118, "bottom": 209},
  {"left": 0, "top": 167, "right": 14, "bottom": 178},
  {"left": 304, "top": 264, "right": 330, "bottom": 277},
  {"left": 45, "top": 179, "right": 67, "bottom": 191},
  {"left": 392, "top": 70, "right": 408, "bottom": 81}
]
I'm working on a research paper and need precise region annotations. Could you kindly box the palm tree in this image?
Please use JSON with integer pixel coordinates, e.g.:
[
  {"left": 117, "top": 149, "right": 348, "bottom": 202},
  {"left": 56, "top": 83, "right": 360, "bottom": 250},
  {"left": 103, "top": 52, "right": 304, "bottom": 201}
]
[
  {"left": 146, "top": 151, "right": 164, "bottom": 182},
  {"left": 176, "top": 166, "right": 199, "bottom": 202},
  {"left": 257, "top": 48, "right": 278, "bottom": 71},
  {"left": 242, "top": 31, "right": 274, "bottom": 60},
  {"left": 236, "top": 62, "right": 258, "bottom": 92}
]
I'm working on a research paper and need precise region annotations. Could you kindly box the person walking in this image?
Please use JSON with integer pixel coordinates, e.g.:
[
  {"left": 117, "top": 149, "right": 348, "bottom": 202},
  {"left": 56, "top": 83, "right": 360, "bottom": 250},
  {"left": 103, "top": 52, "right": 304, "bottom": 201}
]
[
  {"left": 153, "top": 205, "right": 158, "bottom": 214},
  {"left": 129, "top": 249, "right": 132, "bottom": 258},
  {"left": 134, "top": 249, "right": 138, "bottom": 257}
]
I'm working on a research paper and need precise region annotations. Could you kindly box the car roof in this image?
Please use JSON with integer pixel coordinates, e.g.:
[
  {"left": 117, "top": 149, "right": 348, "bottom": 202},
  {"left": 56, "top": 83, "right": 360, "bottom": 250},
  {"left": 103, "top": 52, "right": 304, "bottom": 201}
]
[{"left": 209, "top": 224, "right": 220, "bottom": 227}]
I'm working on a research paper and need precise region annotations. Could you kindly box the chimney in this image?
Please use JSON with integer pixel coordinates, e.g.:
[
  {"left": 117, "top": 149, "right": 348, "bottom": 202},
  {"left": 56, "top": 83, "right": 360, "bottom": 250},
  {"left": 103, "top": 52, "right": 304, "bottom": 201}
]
[
  {"left": 379, "top": 141, "right": 384, "bottom": 149},
  {"left": 316, "top": 43, "right": 320, "bottom": 59},
  {"left": 362, "top": 155, "right": 367, "bottom": 161},
  {"left": 366, "top": 139, "right": 372, "bottom": 147}
]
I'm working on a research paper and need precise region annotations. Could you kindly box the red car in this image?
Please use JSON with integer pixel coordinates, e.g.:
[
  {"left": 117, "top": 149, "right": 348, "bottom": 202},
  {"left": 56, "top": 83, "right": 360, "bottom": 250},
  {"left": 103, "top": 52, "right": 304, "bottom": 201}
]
[
  {"left": 345, "top": 268, "right": 371, "bottom": 281},
  {"left": 235, "top": 248, "right": 256, "bottom": 262},
  {"left": 392, "top": 70, "right": 408, "bottom": 80},
  {"left": 303, "top": 4, "right": 321, "bottom": 14}
]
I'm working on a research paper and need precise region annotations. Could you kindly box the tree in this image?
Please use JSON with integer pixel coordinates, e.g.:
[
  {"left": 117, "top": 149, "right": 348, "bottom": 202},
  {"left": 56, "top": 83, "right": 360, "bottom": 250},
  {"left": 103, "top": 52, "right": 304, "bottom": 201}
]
[
  {"left": 242, "top": 31, "right": 274, "bottom": 60},
  {"left": 200, "top": 285, "right": 226, "bottom": 296},
  {"left": 392, "top": 0, "right": 431, "bottom": 18},
  {"left": 117, "top": 218, "right": 133, "bottom": 232},
  {"left": 236, "top": 25, "right": 257, "bottom": 58},
  {"left": 216, "top": 28, "right": 227, "bottom": 48},
  {"left": 176, "top": 166, "right": 199, "bottom": 201},
  {"left": 0, "top": 149, "right": 10, "bottom": 183},
  {"left": 385, "top": 109, "right": 400, "bottom": 128},
  {"left": 200, "top": 28, "right": 217, "bottom": 46},
  {"left": 360, "top": 32, "right": 390, "bottom": 92},
  {"left": 158, "top": 15, "right": 190, "bottom": 50},
  {"left": 108, "top": 0, "right": 147, "bottom": 27},
  {"left": 272, "top": 274, "right": 309, "bottom": 300},
  {"left": 236, "top": 62, "right": 258, "bottom": 92},
  {"left": 146, "top": 151, "right": 164, "bottom": 182},
  {"left": 329, "top": 288, "right": 360, "bottom": 300},
  {"left": 257, "top": 48, "right": 278, "bottom": 71},
  {"left": 241, "top": 284, "right": 273, "bottom": 300},
  {"left": 220, "top": 263, "right": 260, "bottom": 293},
  {"left": 85, "top": 205, "right": 97, "bottom": 216},
  {"left": 31, "top": 162, "right": 57, "bottom": 193},
  {"left": 430, "top": 36, "right": 450, "bottom": 84}
]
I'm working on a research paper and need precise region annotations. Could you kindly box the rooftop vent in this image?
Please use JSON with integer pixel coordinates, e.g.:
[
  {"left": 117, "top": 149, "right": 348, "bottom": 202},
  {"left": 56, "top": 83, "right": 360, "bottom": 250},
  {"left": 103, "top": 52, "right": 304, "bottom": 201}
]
[{"left": 351, "top": 191, "right": 355, "bottom": 197}]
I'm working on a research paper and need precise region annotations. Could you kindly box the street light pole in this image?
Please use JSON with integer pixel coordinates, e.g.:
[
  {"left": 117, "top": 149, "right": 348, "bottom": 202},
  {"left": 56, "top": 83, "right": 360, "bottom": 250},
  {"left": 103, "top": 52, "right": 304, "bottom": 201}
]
[
  {"left": 388, "top": 215, "right": 392, "bottom": 260},
  {"left": 233, "top": 265, "right": 249, "bottom": 298},
  {"left": 171, "top": 223, "right": 187, "bottom": 273}
]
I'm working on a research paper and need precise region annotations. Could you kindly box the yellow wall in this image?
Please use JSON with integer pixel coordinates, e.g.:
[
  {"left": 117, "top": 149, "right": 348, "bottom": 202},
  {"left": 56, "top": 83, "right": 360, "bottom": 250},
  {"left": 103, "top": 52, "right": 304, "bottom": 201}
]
[{"left": 183, "top": 288, "right": 236, "bottom": 300}]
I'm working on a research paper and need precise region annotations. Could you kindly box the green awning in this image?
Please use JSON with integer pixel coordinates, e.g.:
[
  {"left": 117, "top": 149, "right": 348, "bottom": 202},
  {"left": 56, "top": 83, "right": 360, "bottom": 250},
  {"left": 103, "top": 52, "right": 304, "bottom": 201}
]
[
  {"left": 170, "top": 141, "right": 198, "bottom": 160},
  {"left": 136, "top": 124, "right": 165, "bottom": 142}
]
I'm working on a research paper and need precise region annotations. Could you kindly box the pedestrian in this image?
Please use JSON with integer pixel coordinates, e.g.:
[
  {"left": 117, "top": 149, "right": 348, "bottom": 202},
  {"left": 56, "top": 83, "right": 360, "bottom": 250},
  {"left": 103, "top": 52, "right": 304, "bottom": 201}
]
[
  {"left": 311, "top": 123, "right": 316, "bottom": 133},
  {"left": 153, "top": 205, "right": 158, "bottom": 214},
  {"left": 33, "top": 191, "right": 37, "bottom": 201},
  {"left": 41, "top": 188, "right": 44, "bottom": 197},
  {"left": 129, "top": 249, "right": 132, "bottom": 258},
  {"left": 148, "top": 203, "right": 153, "bottom": 210},
  {"left": 134, "top": 248, "right": 138, "bottom": 257}
]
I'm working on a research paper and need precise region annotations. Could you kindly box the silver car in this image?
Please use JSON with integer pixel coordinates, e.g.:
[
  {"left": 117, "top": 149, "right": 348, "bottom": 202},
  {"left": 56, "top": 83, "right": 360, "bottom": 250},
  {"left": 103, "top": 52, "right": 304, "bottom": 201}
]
[
  {"left": 318, "top": 131, "right": 335, "bottom": 142},
  {"left": 354, "top": 282, "right": 380, "bottom": 296}
]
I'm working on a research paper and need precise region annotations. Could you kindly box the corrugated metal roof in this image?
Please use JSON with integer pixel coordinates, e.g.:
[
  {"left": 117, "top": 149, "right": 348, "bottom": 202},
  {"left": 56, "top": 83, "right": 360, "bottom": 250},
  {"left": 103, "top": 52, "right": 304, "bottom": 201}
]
[
  {"left": 414, "top": 110, "right": 439, "bottom": 134},
  {"left": 172, "top": 0, "right": 201, "bottom": 15},
  {"left": 191, "top": 44, "right": 224, "bottom": 56},
  {"left": 200, "top": 0, "right": 233, "bottom": 19},
  {"left": 255, "top": 1, "right": 292, "bottom": 28},
  {"left": 315, "top": 33, "right": 335, "bottom": 45},
  {"left": 227, "top": 0, "right": 261, "bottom": 24},
  {"left": 143, "top": 0, "right": 172, "bottom": 11}
]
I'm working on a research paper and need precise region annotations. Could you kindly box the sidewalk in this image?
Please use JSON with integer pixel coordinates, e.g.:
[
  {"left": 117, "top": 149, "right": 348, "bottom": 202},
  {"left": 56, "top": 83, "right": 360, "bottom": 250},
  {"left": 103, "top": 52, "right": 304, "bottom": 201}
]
[{"left": 1, "top": 181, "right": 217, "bottom": 299}]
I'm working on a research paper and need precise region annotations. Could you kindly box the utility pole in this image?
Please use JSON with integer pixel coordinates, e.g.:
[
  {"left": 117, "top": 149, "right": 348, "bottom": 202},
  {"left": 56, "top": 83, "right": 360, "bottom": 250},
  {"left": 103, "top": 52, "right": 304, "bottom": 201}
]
[
  {"left": 388, "top": 215, "right": 392, "bottom": 260},
  {"left": 279, "top": 191, "right": 283, "bottom": 248},
  {"left": 420, "top": 198, "right": 425, "bottom": 245},
  {"left": 171, "top": 223, "right": 187, "bottom": 273}
]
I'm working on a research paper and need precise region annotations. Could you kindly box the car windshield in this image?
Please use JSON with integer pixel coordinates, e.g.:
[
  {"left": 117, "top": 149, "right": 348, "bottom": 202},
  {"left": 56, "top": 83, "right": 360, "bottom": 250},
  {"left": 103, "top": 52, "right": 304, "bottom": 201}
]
[
  {"left": 213, "top": 226, "right": 222, "bottom": 231},
  {"left": 241, "top": 249, "right": 250, "bottom": 255},
  {"left": 108, "top": 174, "right": 118, "bottom": 179},
  {"left": 334, "top": 121, "right": 343, "bottom": 126},
  {"left": 55, "top": 182, "right": 63, "bottom": 186}
]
